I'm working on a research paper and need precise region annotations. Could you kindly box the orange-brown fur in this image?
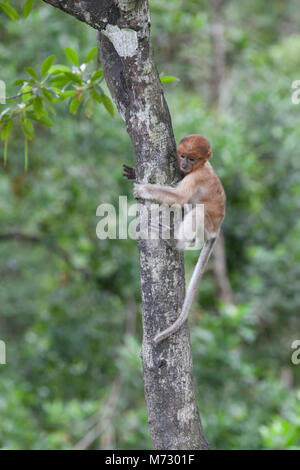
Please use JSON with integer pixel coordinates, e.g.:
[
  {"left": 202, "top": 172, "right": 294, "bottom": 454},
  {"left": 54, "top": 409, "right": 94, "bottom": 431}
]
[{"left": 134, "top": 134, "right": 225, "bottom": 236}]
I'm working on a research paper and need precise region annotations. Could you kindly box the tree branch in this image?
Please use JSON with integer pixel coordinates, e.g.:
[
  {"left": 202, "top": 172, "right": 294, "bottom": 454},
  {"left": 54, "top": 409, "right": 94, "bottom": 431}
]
[{"left": 42, "top": 0, "right": 119, "bottom": 30}]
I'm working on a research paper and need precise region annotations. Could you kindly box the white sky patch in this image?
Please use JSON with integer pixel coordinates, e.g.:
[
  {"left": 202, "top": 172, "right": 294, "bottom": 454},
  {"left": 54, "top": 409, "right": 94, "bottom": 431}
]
[{"left": 103, "top": 24, "right": 138, "bottom": 58}]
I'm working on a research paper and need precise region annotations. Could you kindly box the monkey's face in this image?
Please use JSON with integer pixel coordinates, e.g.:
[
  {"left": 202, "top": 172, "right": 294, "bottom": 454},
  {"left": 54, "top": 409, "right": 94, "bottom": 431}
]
[
  {"left": 177, "top": 134, "right": 211, "bottom": 173},
  {"left": 177, "top": 153, "right": 198, "bottom": 173}
]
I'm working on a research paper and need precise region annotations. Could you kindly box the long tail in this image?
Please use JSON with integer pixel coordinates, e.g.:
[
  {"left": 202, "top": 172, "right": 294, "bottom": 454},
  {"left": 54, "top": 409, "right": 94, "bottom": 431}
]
[{"left": 153, "top": 238, "right": 217, "bottom": 344}]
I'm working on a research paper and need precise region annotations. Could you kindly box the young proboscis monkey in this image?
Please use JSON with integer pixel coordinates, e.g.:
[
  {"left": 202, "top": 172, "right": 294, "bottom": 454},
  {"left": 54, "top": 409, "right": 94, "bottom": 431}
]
[{"left": 123, "top": 135, "right": 226, "bottom": 344}]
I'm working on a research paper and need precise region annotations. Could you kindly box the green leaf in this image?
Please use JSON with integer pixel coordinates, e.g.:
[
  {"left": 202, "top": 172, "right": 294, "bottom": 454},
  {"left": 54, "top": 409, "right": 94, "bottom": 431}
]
[
  {"left": 85, "top": 47, "right": 98, "bottom": 63},
  {"left": 42, "top": 94, "right": 56, "bottom": 115},
  {"left": 48, "top": 65, "right": 72, "bottom": 75},
  {"left": 160, "top": 76, "right": 179, "bottom": 83},
  {"left": 65, "top": 47, "right": 79, "bottom": 66},
  {"left": 0, "top": 107, "right": 11, "bottom": 122},
  {"left": 23, "top": 0, "right": 34, "bottom": 18},
  {"left": 1, "top": 120, "right": 12, "bottom": 166},
  {"left": 24, "top": 67, "right": 38, "bottom": 80},
  {"left": 58, "top": 90, "right": 77, "bottom": 101},
  {"left": 33, "top": 96, "right": 43, "bottom": 119},
  {"left": 41, "top": 89, "right": 53, "bottom": 101},
  {"left": 64, "top": 71, "right": 82, "bottom": 84},
  {"left": 1, "top": 119, "right": 13, "bottom": 141},
  {"left": 41, "top": 55, "right": 55, "bottom": 78},
  {"left": 29, "top": 112, "right": 53, "bottom": 127},
  {"left": 50, "top": 87, "right": 63, "bottom": 96},
  {"left": 21, "top": 118, "right": 34, "bottom": 140},
  {"left": 0, "top": 2, "right": 19, "bottom": 20},
  {"left": 91, "top": 69, "right": 104, "bottom": 82},
  {"left": 50, "top": 76, "right": 71, "bottom": 88},
  {"left": 90, "top": 89, "right": 102, "bottom": 104},
  {"left": 84, "top": 97, "right": 94, "bottom": 118},
  {"left": 13, "top": 79, "right": 27, "bottom": 86},
  {"left": 69, "top": 96, "right": 81, "bottom": 115},
  {"left": 102, "top": 94, "right": 114, "bottom": 117},
  {"left": 22, "top": 85, "right": 33, "bottom": 101}
]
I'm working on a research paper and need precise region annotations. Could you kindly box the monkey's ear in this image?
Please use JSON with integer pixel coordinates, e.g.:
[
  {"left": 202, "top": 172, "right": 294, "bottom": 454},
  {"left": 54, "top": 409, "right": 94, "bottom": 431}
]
[{"left": 208, "top": 150, "right": 212, "bottom": 158}]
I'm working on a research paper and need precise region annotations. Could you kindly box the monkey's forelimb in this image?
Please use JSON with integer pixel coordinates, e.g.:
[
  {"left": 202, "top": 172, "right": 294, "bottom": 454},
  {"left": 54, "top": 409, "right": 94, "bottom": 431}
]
[
  {"left": 153, "top": 237, "right": 217, "bottom": 344},
  {"left": 123, "top": 164, "right": 136, "bottom": 180}
]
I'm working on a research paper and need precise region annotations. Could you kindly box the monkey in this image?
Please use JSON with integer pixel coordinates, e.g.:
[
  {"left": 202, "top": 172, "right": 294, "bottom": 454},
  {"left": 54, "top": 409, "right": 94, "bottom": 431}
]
[{"left": 124, "top": 135, "right": 226, "bottom": 344}]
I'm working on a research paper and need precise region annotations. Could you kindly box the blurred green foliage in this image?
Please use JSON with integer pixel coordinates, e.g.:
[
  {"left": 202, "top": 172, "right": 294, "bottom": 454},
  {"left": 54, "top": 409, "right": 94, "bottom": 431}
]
[{"left": 1, "top": 0, "right": 300, "bottom": 450}]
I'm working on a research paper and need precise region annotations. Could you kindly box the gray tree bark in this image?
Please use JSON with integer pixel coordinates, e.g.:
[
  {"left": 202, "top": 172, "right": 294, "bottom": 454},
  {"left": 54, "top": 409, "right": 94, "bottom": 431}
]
[{"left": 43, "top": 0, "right": 209, "bottom": 450}]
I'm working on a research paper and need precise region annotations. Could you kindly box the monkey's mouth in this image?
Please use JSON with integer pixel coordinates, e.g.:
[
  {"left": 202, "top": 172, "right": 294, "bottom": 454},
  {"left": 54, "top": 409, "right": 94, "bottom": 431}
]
[{"left": 181, "top": 166, "right": 192, "bottom": 173}]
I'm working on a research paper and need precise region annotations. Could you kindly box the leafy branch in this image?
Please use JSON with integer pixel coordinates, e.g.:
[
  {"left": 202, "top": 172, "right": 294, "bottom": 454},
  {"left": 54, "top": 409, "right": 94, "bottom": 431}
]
[
  {"left": 0, "top": 46, "right": 114, "bottom": 169},
  {"left": 0, "top": 5, "right": 178, "bottom": 170},
  {"left": 0, "top": 0, "right": 34, "bottom": 20}
]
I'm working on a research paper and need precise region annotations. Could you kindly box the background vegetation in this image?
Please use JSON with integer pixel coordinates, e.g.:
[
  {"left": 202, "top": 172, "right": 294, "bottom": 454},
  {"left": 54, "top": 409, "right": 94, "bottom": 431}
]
[{"left": 1, "top": 0, "right": 300, "bottom": 449}]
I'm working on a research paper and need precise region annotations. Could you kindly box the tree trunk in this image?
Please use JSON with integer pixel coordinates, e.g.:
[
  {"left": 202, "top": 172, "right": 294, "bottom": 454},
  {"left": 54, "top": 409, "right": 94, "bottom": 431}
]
[{"left": 43, "top": 0, "right": 208, "bottom": 450}]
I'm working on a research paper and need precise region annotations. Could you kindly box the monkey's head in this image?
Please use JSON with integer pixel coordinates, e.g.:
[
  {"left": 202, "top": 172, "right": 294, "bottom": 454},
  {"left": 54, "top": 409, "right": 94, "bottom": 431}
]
[{"left": 177, "top": 135, "right": 211, "bottom": 174}]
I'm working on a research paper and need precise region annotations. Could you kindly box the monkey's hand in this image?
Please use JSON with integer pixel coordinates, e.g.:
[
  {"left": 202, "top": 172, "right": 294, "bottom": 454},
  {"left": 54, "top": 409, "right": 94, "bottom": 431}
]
[
  {"left": 123, "top": 164, "right": 136, "bottom": 180},
  {"left": 133, "top": 183, "right": 153, "bottom": 200}
]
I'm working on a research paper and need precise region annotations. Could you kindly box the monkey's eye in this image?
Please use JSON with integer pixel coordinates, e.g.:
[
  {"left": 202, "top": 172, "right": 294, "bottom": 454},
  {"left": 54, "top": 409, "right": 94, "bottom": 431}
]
[{"left": 188, "top": 157, "right": 195, "bottom": 163}]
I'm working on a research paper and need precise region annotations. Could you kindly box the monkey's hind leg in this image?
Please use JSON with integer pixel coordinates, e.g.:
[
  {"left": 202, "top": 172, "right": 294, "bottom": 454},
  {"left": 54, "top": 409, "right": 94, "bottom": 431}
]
[{"left": 175, "top": 206, "right": 205, "bottom": 251}]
